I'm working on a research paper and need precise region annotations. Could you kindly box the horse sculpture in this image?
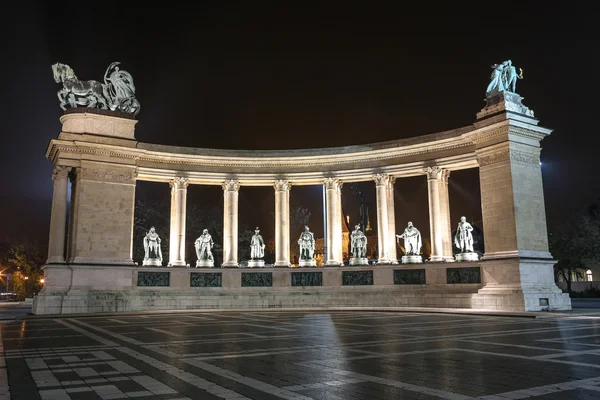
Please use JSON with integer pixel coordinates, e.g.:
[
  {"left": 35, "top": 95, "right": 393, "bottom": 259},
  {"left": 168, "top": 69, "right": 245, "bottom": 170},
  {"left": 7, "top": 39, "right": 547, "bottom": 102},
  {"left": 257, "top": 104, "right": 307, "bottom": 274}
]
[
  {"left": 52, "top": 63, "right": 108, "bottom": 110},
  {"left": 52, "top": 62, "right": 140, "bottom": 116}
]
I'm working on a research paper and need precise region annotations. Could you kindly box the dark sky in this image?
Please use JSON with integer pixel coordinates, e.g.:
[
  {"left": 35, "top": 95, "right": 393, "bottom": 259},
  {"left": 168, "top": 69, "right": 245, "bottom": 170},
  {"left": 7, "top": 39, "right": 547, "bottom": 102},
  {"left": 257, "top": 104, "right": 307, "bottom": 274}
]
[{"left": 1, "top": 2, "right": 598, "bottom": 250}]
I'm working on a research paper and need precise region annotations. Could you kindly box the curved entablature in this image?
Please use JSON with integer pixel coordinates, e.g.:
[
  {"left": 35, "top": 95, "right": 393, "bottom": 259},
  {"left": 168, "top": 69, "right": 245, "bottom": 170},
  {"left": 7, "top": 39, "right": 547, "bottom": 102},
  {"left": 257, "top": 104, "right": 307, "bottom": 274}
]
[{"left": 46, "top": 110, "right": 549, "bottom": 186}]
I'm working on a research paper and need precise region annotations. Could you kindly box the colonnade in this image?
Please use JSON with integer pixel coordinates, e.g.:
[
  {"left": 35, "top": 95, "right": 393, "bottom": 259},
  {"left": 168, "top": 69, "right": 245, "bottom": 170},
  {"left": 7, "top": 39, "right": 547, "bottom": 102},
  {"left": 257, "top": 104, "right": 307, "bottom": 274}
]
[{"left": 46, "top": 167, "right": 455, "bottom": 267}]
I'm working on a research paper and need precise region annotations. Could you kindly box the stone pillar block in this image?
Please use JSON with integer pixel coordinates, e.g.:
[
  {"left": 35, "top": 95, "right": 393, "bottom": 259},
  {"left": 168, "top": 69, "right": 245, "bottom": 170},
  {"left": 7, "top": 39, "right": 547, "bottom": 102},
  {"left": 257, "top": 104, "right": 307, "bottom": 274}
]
[{"left": 67, "top": 165, "right": 137, "bottom": 265}]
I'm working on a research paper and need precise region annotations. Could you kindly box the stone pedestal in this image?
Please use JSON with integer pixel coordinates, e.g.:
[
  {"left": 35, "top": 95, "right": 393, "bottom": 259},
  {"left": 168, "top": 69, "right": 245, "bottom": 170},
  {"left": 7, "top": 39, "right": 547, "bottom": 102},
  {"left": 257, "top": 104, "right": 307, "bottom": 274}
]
[
  {"left": 402, "top": 255, "right": 423, "bottom": 264},
  {"left": 196, "top": 260, "right": 214, "bottom": 268},
  {"left": 248, "top": 260, "right": 265, "bottom": 268},
  {"left": 455, "top": 252, "right": 479, "bottom": 262},
  {"left": 350, "top": 257, "right": 369, "bottom": 266},
  {"left": 472, "top": 258, "right": 570, "bottom": 311},
  {"left": 142, "top": 258, "right": 162, "bottom": 267},
  {"left": 476, "top": 91, "right": 534, "bottom": 120},
  {"left": 299, "top": 259, "right": 317, "bottom": 267}
]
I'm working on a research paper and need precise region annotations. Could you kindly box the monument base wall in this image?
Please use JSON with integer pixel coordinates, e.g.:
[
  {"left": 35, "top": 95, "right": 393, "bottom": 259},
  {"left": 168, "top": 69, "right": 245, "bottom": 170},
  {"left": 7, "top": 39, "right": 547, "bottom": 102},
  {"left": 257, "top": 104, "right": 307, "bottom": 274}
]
[{"left": 33, "top": 260, "right": 571, "bottom": 315}]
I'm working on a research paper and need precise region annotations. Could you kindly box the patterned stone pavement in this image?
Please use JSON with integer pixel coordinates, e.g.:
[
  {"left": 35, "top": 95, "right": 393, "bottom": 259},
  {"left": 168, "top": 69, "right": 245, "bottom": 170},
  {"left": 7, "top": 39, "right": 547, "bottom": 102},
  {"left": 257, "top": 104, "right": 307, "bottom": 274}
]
[{"left": 3, "top": 311, "right": 600, "bottom": 399}]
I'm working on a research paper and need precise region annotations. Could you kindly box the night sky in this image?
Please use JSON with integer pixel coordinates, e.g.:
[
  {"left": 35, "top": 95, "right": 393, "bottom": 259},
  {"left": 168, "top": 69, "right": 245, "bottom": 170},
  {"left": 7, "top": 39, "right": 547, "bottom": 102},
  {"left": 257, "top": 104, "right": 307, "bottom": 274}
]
[{"left": 1, "top": 2, "right": 598, "bottom": 252}]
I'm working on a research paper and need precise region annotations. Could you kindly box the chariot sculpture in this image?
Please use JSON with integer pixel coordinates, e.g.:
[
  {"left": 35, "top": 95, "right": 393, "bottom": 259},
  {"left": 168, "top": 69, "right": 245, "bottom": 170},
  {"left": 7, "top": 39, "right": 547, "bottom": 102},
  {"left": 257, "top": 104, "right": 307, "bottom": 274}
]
[{"left": 52, "top": 61, "right": 140, "bottom": 116}]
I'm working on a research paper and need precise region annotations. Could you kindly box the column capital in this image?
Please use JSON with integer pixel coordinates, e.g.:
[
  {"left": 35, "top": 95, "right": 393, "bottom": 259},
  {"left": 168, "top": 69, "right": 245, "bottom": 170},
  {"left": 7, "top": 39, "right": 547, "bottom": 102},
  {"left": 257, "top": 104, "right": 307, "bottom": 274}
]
[
  {"left": 324, "top": 177, "right": 343, "bottom": 191},
  {"left": 372, "top": 173, "right": 390, "bottom": 186},
  {"left": 170, "top": 177, "right": 189, "bottom": 191},
  {"left": 222, "top": 179, "right": 240, "bottom": 192},
  {"left": 52, "top": 165, "right": 70, "bottom": 181},
  {"left": 424, "top": 166, "right": 448, "bottom": 180},
  {"left": 273, "top": 179, "right": 292, "bottom": 192},
  {"left": 442, "top": 169, "right": 450, "bottom": 184}
]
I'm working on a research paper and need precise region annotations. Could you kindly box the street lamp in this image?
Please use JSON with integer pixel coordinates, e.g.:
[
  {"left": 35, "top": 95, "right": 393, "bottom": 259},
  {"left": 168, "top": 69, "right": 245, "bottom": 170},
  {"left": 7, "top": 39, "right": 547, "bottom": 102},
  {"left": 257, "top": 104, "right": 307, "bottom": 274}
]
[{"left": 40, "top": 279, "right": 45, "bottom": 284}]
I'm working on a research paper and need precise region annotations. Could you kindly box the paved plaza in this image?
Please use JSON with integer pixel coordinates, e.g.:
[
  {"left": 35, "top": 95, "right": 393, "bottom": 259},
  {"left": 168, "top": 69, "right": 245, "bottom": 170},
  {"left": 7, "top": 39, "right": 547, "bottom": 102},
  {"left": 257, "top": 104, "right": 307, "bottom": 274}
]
[{"left": 3, "top": 311, "right": 600, "bottom": 399}]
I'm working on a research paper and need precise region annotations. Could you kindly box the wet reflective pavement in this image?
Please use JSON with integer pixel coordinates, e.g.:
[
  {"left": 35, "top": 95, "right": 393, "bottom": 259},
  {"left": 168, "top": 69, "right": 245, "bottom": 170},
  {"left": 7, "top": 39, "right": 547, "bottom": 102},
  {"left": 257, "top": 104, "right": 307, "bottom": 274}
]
[{"left": 3, "top": 311, "right": 600, "bottom": 399}]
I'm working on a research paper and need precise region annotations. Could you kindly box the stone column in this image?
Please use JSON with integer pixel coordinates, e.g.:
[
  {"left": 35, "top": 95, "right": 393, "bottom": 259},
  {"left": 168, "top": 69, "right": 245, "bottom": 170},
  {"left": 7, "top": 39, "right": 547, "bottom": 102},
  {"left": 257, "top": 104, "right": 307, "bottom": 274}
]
[
  {"left": 324, "top": 178, "right": 343, "bottom": 265},
  {"left": 274, "top": 180, "right": 292, "bottom": 267},
  {"left": 222, "top": 179, "right": 240, "bottom": 268},
  {"left": 168, "top": 177, "right": 189, "bottom": 267},
  {"left": 425, "top": 167, "right": 453, "bottom": 262},
  {"left": 439, "top": 169, "right": 453, "bottom": 259},
  {"left": 47, "top": 166, "right": 70, "bottom": 264},
  {"left": 386, "top": 176, "right": 398, "bottom": 263},
  {"left": 373, "top": 173, "right": 391, "bottom": 264}
]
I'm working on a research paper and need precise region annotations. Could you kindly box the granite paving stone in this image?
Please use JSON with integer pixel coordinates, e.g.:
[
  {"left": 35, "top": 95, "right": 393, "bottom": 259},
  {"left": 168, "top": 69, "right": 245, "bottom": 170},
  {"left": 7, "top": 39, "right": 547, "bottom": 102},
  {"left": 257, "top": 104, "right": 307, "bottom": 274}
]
[{"left": 5, "top": 311, "right": 600, "bottom": 399}]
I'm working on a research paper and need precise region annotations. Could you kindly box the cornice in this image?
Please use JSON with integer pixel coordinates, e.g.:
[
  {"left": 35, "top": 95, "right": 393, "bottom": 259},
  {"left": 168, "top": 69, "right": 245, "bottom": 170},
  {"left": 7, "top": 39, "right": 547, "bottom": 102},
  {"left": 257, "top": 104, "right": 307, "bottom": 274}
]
[
  {"left": 48, "top": 135, "right": 474, "bottom": 170},
  {"left": 45, "top": 116, "right": 548, "bottom": 184}
]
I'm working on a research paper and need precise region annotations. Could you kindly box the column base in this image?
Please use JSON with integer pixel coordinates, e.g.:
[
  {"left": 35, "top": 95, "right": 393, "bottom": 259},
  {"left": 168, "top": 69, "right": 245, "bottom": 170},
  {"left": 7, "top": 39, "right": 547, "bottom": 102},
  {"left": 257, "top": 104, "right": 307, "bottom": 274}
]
[
  {"left": 221, "top": 262, "right": 239, "bottom": 268},
  {"left": 274, "top": 261, "right": 292, "bottom": 267},
  {"left": 402, "top": 255, "right": 423, "bottom": 264},
  {"left": 428, "top": 256, "right": 455, "bottom": 263},
  {"left": 376, "top": 258, "right": 391, "bottom": 265}
]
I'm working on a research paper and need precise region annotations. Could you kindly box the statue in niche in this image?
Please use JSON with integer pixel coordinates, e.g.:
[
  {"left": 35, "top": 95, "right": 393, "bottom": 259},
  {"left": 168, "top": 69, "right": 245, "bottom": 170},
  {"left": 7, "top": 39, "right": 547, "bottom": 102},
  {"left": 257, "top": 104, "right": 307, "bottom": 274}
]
[
  {"left": 486, "top": 60, "right": 523, "bottom": 97},
  {"left": 454, "top": 216, "right": 480, "bottom": 262},
  {"left": 52, "top": 61, "right": 140, "bottom": 115},
  {"left": 297, "top": 225, "right": 316, "bottom": 267},
  {"left": 195, "top": 229, "right": 214, "bottom": 267},
  {"left": 396, "top": 221, "right": 422, "bottom": 256},
  {"left": 250, "top": 227, "right": 265, "bottom": 260},
  {"left": 454, "top": 216, "right": 474, "bottom": 253},
  {"left": 142, "top": 227, "right": 162, "bottom": 266},
  {"left": 350, "top": 224, "right": 369, "bottom": 265},
  {"left": 298, "top": 225, "right": 315, "bottom": 260},
  {"left": 351, "top": 224, "right": 367, "bottom": 259}
]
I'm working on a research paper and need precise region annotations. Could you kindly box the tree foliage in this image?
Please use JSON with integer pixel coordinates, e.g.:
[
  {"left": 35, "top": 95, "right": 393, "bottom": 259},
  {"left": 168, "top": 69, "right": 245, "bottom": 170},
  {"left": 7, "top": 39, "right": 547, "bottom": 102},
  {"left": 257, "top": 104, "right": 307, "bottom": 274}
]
[
  {"left": 550, "top": 199, "right": 600, "bottom": 292},
  {"left": 4, "top": 244, "right": 44, "bottom": 300}
]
